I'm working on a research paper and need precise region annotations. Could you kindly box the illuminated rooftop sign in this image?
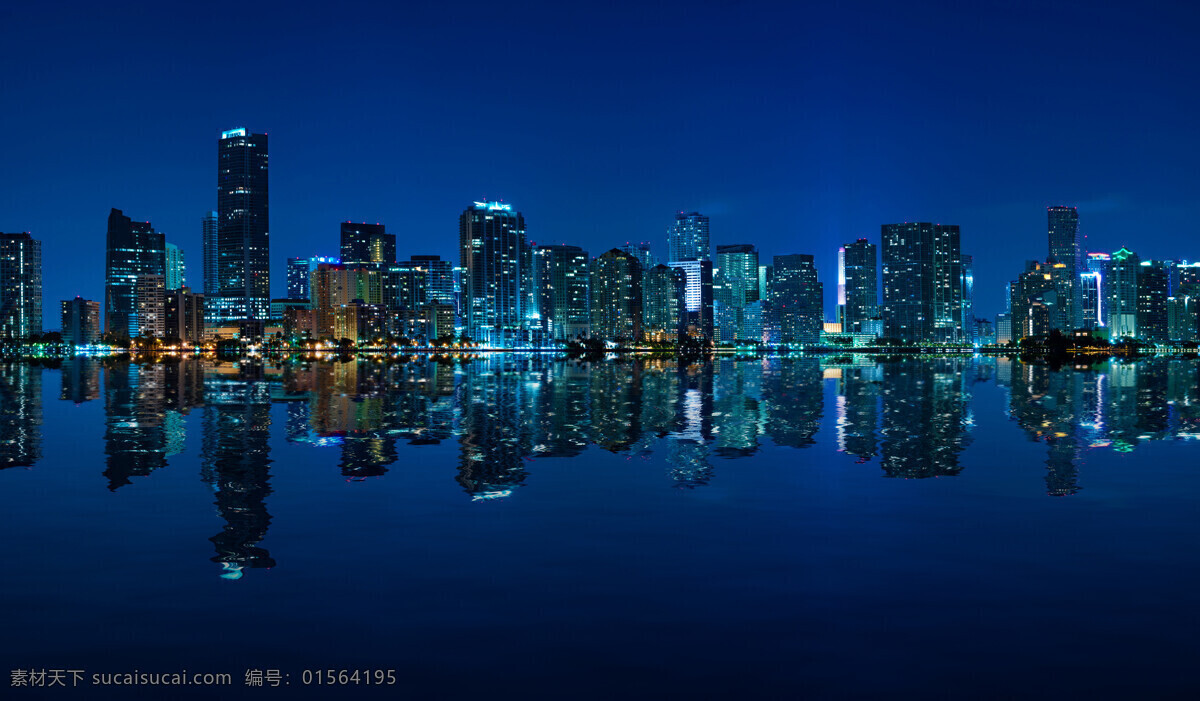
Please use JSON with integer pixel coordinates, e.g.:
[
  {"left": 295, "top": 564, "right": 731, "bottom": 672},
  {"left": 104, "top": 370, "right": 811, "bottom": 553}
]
[
  {"left": 472, "top": 201, "right": 513, "bottom": 212},
  {"left": 221, "top": 127, "right": 247, "bottom": 139}
]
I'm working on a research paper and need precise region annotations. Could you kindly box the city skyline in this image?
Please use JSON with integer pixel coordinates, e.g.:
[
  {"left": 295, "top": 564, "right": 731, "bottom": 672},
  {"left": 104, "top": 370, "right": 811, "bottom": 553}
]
[{"left": 3, "top": 3, "right": 1199, "bottom": 323}]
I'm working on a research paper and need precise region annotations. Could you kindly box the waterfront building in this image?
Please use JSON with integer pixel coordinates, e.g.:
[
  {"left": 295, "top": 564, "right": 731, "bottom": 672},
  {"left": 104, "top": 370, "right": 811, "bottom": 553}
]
[
  {"left": 843, "top": 238, "right": 878, "bottom": 334},
  {"left": 534, "top": 244, "right": 590, "bottom": 341},
  {"left": 591, "top": 249, "right": 642, "bottom": 341},
  {"left": 0, "top": 232, "right": 42, "bottom": 340},
  {"left": 714, "top": 244, "right": 759, "bottom": 343},
  {"left": 165, "top": 287, "right": 206, "bottom": 343},
  {"left": 1137, "top": 260, "right": 1171, "bottom": 343},
  {"left": 459, "top": 201, "right": 530, "bottom": 347},
  {"left": 61, "top": 296, "right": 100, "bottom": 345},
  {"left": 215, "top": 127, "right": 269, "bottom": 322},
  {"left": 666, "top": 259, "right": 714, "bottom": 339},
  {"left": 1047, "top": 206, "right": 1082, "bottom": 328},
  {"left": 642, "top": 263, "right": 687, "bottom": 341},
  {"left": 1107, "top": 247, "right": 1140, "bottom": 339},
  {"left": 165, "top": 243, "right": 185, "bottom": 291},
  {"left": 135, "top": 274, "right": 166, "bottom": 338},
  {"left": 104, "top": 209, "right": 164, "bottom": 337},
  {"left": 770, "top": 254, "right": 823, "bottom": 345},
  {"left": 881, "top": 222, "right": 965, "bottom": 342}
]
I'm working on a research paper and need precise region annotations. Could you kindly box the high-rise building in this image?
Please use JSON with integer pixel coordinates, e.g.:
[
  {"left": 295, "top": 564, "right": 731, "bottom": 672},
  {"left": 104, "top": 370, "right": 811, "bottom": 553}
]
[
  {"left": 1010, "top": 260, "right": 1063, "bottom": 339},
  {"left": 340, "top": 223, "right": 395, "bottom": 268},
  {"left": 668, "top": 212, "right": 711, "bottom": 263},
  {"left": 311, "top": 263, "right": 382, "bottom": 338},
  {"left": 459, "top": 201, "right": 530, "bottom": 347},
  {"left": 287, "top": 257, "right": 311, "bottom": 300},
  {"left": 1080, "top": 271, "right": 1103, "bottom": 329},
  {"left": 390, "top": 259, "right": 428, "bottom": 311},
  {"left": 165, "top": 243, "right": 185, "bottom": 290},
  {"left": 995, "top": 313, "right": 1013, "bottom": 345},
  {"left": 411, "top": 255, "right": 455, "bottom": 307},
  {"left": 881, "top": 223, "right": 964, "bottom": 343},
  {"left": 62, "top": 297, "right": 101, "bottom": 345},
  {"left": 591, "top": 249, "right": 642, "bottom": 341},
  {"left": 1047, "top": 206, "right": 1081, "bottom": 329},
  {"left": 165, "top": 287, "right": 206, "bottom": 344},
  {"left": 619, "top": 242, "right": 657, "bottom": 271},
  {"left": 0, "top": 233, "right": 42, "bottom": 340},
  {"left": 642, "top": 263, "right": 686, "bottom": 341},
  {"left": 216, "top": 127, "right": 269, "bottom": 322},
  {"left": 1137, "top": 260, "right": 1170, "bottom": 343},
  {"left": 135, "top": 274, "right": 166, "bottom": 338},
  {"left": 961, "top": 254, "right": 975, "bottom": 342},
  {"left": 1107, "top": 247, "right": 1139, "bottom": 339},
  {"left": 842, "top": 238, "right": 878, "bottom": 333},
  {"left": 714, "top": 244, "right": 759, "bottom": 343},
  {"left": 1167, "top": 295, "right": 1197, "bottom": 342},
  {"left": 535, "top": 245, "right": 590, "bottom": 341},
  {"left": 770, "top": 254, "right": 823, "bottom": 345},
  {"left": 202, "top": 211, "right": 218, "bottom": 296},
  {"left": 104, "top": 209, "right": 164, "bottom": 337},
  {"left": 666, "top": 260, "right": 714, "bottom": 339}
]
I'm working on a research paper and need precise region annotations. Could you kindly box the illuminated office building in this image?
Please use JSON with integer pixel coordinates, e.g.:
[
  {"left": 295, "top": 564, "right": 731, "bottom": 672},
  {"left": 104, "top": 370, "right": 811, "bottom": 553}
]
[
  {"left": 215, "top": 127, "right": 269, "bottom": 321},
  {"left": 104, "top": 209, "right": 164, "bottom": 337}
]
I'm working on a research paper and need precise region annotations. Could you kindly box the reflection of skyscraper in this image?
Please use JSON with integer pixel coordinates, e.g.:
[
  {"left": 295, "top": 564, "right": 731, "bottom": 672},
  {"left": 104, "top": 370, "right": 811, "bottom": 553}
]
[
  {"left": 761, "top": 357, "right": 823, "bottom": 448},
  {"left": 836, "top": 363, "right": 881, "bottom": 461},
  {"left": 1006, "top": 360, "right": 1084, "bottom": 496},
  {"left": 201, "top": 372, "right": 276, "bottom": 577},
  {"left": 711, "top": 358, "right": 762, "bottom": 457},
  {"left": 0, "top": 363, "right": 42, "bottom": 468},
  {"left": 61, "top": 356, "right": 101, "bottom": 404},
  {"left": 879, "top": 359, "right": 972, "bottom": 478},
  {"left": 103, "top": 361, "right": 168, "bottom": 490},
  {"left": 456, "top": 357, "right": 533, "bottom": 498}
]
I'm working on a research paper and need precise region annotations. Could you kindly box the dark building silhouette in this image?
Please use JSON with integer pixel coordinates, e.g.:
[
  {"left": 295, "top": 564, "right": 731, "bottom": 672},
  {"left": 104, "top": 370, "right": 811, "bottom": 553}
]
[
  {"left": 104, "top": 209, "right": 164, "bottom": 337},
  {"left": 214, "top": 128, "right": 269, "bottom": 322}
]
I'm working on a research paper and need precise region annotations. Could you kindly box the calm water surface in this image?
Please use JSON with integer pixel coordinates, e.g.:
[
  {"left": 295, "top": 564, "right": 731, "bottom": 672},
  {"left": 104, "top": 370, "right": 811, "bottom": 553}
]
[{"left": 2, "top": 355, "right": 1200, "bottom": 698}]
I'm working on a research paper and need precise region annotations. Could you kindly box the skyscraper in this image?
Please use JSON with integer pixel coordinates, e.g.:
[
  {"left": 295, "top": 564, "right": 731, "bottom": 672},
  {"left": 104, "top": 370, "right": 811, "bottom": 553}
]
[
  {"left": 619, "top": 242, "right": 657, "bottom": 271},
  {"left": 411, "top": 255, "right": 455, "bottom": 307},
  {"left": 459, "top": 201, "right": 529, "bottom": 347},
  {"left": 881, "top": 222, "right": 964, "bottom": 343},
  {"left": 667, "top": 259, "right": 714, "bottom": 339},
  {"left": 770, "top": 254, "right": 822, "bottom": 345},
  {"left": 202, "top": 211, "right": 218, "bottom": 296},
  {"left": 842, "top": 238, "right": 878, "bottom": 333},
  {"left": 1047, "top": 206, "right": 1081, "bottom": 329},
  {"left": 216, "top": 127, "right": 269, "bottom": 322},
  {"left": 287, "top": 257, "right": 311, "bottom": 300},
  {"left": 714, "top": 244, "right": 759, "bottom": 342},
  {"left": 642, "top": 263, "right": 686, "bottom": 341},
  {"left": 591, "top": 249, "right": 642, "bottom": 341},
  {"left": 1137, "top": 260, "right": 1170, "bottom": 343},
  {"left": 340, "top": 223, "right": 395, "bottom": 269},
  {"left": 668, "top": 212, "right": 710, "bottom": 263},
  {"left": 535, "top": 245, "right": 590, "bottom": 341},
  {"left": 0, "top": 232, "right": 43, "bottom": 339},
  {"left": 104, "top": 209, "right": 164, "bottom": 337},
  {"left": 165, "top": 243, "right": 185, "bottom": 290},
  {"left": 1107, "top": 247, "right": 1139, "bottom": 338}
]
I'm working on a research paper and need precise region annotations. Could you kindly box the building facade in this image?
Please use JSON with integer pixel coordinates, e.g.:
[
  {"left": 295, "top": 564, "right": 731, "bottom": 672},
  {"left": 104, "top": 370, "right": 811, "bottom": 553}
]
[
  {"left": 843, "top": 238, "right": 878, "bottom": 333},
  {"left": 591, "top": 249, "right": 643, "bottom": 342},
  {"left": 104, "top": 209, "right": 164, "bottom": 337},
  {"left": 62, "top": 296, "right": 100, "bottom": 345},
  {"left": 216, "top": 128, "right": 269, "bottom": 321},
  {"left": 770, "top": 254, "right": 822, "bottom": 345},
  {"left": 535, "top": 244, "right": 590, "bottom": 341},
  {"left": 459, "top": 202, "right": 529, "bottom": 347},
  {"left": 668, "top": 211, "right": 710, "bottom": 264},
  {"left": 881, "top": 222, "right": 965, "bottom": 343}
]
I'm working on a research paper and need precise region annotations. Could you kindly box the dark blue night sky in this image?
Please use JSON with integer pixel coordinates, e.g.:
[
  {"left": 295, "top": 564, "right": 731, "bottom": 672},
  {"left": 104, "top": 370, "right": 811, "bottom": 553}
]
[{"left": 2, "top": 0, "right": 1198, "bottom": 320}]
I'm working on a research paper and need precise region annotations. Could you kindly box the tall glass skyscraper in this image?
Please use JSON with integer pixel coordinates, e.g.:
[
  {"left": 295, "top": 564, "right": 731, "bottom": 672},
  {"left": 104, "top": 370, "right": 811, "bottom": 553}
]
[
  {"left": 104, "top": 208, "right": 164, "bottom": 337},
  {"left": 1047, "top": 206, "right": 1081, "bottom": 329},
  {"left": 165, "top": 243, "right": 185, "bottom": 291},
  {"left": 842, "top": 238, "right": 878, "bottom": 333},
  {"left": 714, "top": 244, "right": 759, "bottom": 342},
  {"left": 770, "top": 254, "right": 822, "bottom": 345},
  {"left": 535, "top": 245, "right": 590, "bottom": 340},
  {"left": 459, "top": 201, "right": 529, "bottom": 347},
  {"left": 591, "top": 249, "right": 642, "bottom": 341},
  {"left": 216, "top": 128, "right": 269, "bottom": 322},
  {"left": 668, "top": 212, "right": 710, "bottom": 263},
  {"left": 1107, "top": 247, "right": 1139, "bottom": 338},
  {"left": 0, "top": 232, "right": 43, "bottom": 339},
  {"left": 202, "top": 211, "right": 218, "bottom": 296},
  {"left": 287, "top": 257, "right": 311, "bottom": 300},
  {"left": 881, "top": 222, "right": 964, "bottom": 343}
]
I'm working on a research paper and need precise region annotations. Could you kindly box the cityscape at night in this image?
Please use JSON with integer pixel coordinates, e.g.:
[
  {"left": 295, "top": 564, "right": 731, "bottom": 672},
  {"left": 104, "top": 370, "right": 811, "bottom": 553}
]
[{"left": 4, "top": 1, "right": 1200, "bottom": 698}]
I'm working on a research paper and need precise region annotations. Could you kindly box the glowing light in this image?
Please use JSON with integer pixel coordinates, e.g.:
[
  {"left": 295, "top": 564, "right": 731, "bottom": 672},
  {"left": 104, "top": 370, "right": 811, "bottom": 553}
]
[{"left": 220, "top": 127, "right": 247, "bottom": 139}]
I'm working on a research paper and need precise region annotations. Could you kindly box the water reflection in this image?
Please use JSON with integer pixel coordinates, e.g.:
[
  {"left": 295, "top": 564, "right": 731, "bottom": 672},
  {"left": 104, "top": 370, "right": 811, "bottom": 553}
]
[{"left": 5, "top": 355, "right": 1200, "bottom": 576}]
